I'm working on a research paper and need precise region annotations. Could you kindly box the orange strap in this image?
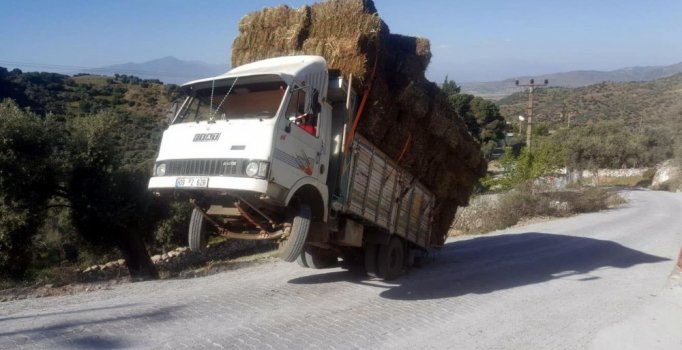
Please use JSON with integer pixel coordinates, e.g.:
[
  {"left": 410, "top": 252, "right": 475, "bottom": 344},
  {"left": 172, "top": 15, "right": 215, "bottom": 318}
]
[
  {"left": 344, "top": 57, "right": 379, "bottom": 153},
  {"left": 396, "top": 132, "right": 412, "bottom": 165},
  {"left": 382, "top": 132, "right": 413, "bottom": 183}
]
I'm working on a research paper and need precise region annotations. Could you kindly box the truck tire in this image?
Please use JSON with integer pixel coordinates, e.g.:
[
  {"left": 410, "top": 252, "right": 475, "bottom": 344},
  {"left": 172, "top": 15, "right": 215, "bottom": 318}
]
[
  {"left": 188, "top": 208, "right": 208, "bottom": 252},
  {"left": 279, "top": 205, "right": 311, "bottom": 262},
  {"left": 300, "top": 248, "right": 337, "bottom": 269},
  {"left": 296, "top": 253, "right": 309, "bottom": 268},
  {"left": 377, "top": 236, "right": 404, "bottom": 280},
  {"left": 364, "top": 244, "right": 379, "bottom": 278}
]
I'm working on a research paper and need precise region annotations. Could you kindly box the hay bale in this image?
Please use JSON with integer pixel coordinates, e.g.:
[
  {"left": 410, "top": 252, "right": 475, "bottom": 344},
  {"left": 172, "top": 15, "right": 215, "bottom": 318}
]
[
  {"left": 231, "top": 0, "right": 487, "bottom": 246},
  {"left": 231, "top": 5, "right": 311, "bottom": 65}
]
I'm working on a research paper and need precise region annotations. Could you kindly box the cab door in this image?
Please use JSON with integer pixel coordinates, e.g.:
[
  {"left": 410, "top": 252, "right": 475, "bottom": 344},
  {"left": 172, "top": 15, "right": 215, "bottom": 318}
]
[{"left": 272, "top": 85, "right": 329, "bottom": 189}]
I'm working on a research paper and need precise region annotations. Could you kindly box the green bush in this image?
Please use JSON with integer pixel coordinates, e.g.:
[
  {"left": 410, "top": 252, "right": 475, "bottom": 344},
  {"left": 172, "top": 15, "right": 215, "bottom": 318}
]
[
  {"left": 483, "top": 142, "right": 563, "bottom": 191},
  {"left": 153, "top": 201, "right": 192, "bottom": 253}
]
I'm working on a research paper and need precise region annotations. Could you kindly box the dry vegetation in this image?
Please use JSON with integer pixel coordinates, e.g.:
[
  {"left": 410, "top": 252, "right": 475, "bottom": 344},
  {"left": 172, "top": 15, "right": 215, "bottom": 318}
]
[{"left": 451, "top": 184, "right": 626, "bottom": 235}]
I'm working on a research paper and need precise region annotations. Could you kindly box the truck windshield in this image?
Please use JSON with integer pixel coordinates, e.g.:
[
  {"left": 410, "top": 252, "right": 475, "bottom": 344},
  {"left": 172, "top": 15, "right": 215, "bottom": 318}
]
[{"left": 174, "top": 80, "right": 286, "bottom": 123}]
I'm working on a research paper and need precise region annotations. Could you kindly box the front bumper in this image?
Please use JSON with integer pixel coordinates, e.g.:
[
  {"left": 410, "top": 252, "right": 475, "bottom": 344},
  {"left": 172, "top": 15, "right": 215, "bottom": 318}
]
[{"left": 148, "top": 176, "right": 269, "bottom": 194}]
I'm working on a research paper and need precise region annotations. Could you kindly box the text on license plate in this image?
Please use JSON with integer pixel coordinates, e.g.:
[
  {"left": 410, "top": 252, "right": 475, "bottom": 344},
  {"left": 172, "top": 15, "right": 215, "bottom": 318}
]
[{"left": 175, "top": 177, "right": 209, "bottom": 188}]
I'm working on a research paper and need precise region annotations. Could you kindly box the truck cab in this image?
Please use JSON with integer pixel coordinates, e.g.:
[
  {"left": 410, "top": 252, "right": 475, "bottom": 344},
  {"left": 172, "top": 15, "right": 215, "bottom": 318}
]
[{"left": 149, "top": 56, "right": 337, "bottom": 262}]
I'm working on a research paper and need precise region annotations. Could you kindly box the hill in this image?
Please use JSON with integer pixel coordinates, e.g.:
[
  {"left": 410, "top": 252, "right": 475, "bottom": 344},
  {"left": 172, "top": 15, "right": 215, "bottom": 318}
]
[
  {"left": 79, "top": 56, "right": 228, "bottom": 85},
  {"left": 461, "top": 61, "right": 682, "bottom": 100},
  {"left": 0, "top": 67, "right": 184, "bottom": 168},
  {"left": 496, "top": 72, "right": 682, "bottom": 131},
  {"left": 0, "top": 67, "right": 179, "bottom": 117}
]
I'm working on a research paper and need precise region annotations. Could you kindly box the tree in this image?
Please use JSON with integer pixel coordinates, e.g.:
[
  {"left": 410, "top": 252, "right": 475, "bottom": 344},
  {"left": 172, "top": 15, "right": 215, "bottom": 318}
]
[
  {"left": 63, "top": 113, "right": 162, "bottom": 280},
  {"left": 0, "top": 100, "right": 162, "bottom": 280},
  {"left": 469, "top": 96, "right": 506, "bottom": 143},
  {"left": 0, "top": 100, "right": 59, "bottom": 278},
  {"left": 442, "top": 76, "right": 461, "bottom": 95},
  {"left": 551, "top": 120, "right": 674, "bottom": 170},
  {"left": 441, "top": 81, "right": 507, "bottom": 158}
]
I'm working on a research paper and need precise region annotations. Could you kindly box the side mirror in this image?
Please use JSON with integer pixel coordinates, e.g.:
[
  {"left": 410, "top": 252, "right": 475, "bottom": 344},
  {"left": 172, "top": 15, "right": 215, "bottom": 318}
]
[{"left": 166, "top": 102, "right": 179, "bottom": 124}]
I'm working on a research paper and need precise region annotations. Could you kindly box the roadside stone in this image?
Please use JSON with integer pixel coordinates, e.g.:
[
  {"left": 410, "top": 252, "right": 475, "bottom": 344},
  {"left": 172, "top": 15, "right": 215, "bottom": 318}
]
[
  {"left": 117, "top": 259, "right": 126, "bottom": 266},
  {"left": 151, "top": 255, "right": 162, "bottom": 264},
  {"left": 549, "top": 200, "right": 570, "bottom": 213},
  {"left": 652, "top": 160, "right": 681, "bottom": 191}
]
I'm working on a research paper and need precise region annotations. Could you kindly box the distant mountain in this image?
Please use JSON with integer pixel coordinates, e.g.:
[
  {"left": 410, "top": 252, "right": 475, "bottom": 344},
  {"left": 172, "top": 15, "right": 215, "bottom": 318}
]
[
  {"left": 79, "top": 56, "right": 228, "bottom": 84},
  {"left": 461, "top": 62, "right": 682, "bottom": 100}
]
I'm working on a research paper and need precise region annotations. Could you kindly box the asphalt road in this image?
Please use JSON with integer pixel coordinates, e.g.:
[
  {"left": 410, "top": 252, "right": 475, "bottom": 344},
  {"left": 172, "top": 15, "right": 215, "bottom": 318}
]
[{"left": 2, "top": 189, "right": 681, "bottom": 349}]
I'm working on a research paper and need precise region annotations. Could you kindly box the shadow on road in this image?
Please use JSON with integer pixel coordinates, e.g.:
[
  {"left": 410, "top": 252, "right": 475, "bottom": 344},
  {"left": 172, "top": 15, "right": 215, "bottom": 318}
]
[
  {"left": 288, "top": 232, "right": 669, "bottom": 300},
  {"left": 0, "top": 304, "right": 183, "bottom": 348},
  {"left": 0, "top": 304, "right": 141, "bottom": 323}
]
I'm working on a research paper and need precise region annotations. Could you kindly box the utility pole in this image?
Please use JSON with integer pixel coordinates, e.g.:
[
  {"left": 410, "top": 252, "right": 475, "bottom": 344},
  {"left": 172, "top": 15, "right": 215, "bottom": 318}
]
[
  {"left": 516, "top": 79, "right": 549, "bottom": 152},
  {"left": 560, "top": 108, "right": 577, "bottom": 128}
]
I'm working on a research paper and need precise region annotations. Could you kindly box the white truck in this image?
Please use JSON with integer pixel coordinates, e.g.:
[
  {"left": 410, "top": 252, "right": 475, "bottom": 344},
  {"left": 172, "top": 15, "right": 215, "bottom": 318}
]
[{"left": 149, "top": 56, "right": 435, "bottom": 279}]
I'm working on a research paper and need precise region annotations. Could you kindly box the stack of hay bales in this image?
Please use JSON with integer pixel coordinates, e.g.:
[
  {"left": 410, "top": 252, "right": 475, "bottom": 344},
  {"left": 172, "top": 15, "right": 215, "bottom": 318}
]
[{"left": 232, "top": 0, "right": 486, "bottom": 246}]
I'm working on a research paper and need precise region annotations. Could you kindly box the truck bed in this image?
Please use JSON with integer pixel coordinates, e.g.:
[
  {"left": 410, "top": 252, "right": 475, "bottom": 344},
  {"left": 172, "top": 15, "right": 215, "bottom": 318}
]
[{"left": 342, "top": 134, "right": 434, "bottom": 248}]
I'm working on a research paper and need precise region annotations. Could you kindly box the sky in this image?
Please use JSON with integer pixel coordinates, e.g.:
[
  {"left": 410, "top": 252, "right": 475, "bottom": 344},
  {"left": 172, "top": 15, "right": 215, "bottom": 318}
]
[{"left": 1, "top": 0, "right": 681, "bottom": 83}]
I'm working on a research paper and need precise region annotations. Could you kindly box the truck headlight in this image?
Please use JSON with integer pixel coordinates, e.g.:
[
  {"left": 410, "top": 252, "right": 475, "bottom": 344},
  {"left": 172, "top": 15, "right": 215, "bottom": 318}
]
[
  {"left": 155, "top": 163, "right": 166, "bottom": 176},
  {"left": 245, "top": 161, "right": 259, "bottom": 177},
  {"left": 245, "top": 161, "right": 269, "bottom": 178}
]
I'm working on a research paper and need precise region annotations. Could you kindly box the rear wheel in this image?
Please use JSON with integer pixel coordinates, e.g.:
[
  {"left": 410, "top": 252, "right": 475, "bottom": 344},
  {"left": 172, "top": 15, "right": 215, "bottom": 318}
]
[
  {"left": 300, "top": 248, "right": 337, "bottom": 269},
  {"left": 188, "top": 208, "right": 208, "bottom": 252},
  {"left": 279, "top": 205, "right": 311, "bottom": 262},
  {"left": 377, "top": 236, "right": 404, "bottom": 280},
  {"left": 364, "top": 244, "right": 379, "bottom": 278}
]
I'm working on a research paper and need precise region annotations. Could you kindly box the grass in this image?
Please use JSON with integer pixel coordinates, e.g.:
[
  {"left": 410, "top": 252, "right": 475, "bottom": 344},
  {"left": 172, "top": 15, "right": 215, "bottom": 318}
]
[{"left": 597, "top": 176, "right": 650, "bottom": 187}]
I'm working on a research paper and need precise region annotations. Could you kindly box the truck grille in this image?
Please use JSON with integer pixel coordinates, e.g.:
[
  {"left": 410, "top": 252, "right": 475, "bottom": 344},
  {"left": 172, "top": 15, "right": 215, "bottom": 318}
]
[{"left": 163, "top": 159, "right": 244, "bottom": 176}]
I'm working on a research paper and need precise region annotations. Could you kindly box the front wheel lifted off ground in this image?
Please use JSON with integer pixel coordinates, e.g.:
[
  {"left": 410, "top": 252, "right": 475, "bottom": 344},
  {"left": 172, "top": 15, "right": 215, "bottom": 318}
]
[
  {"left": 279, "top": 205, "right": 311, "bottom": 262},
  {"left": 188, "top": 207, "right": 208, "bottom": 252}
]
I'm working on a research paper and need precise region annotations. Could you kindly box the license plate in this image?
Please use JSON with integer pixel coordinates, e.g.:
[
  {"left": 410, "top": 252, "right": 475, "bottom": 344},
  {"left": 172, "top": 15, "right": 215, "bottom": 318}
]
[{"left": 175, "top": 177, "right": 209, "bottom": 188}]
